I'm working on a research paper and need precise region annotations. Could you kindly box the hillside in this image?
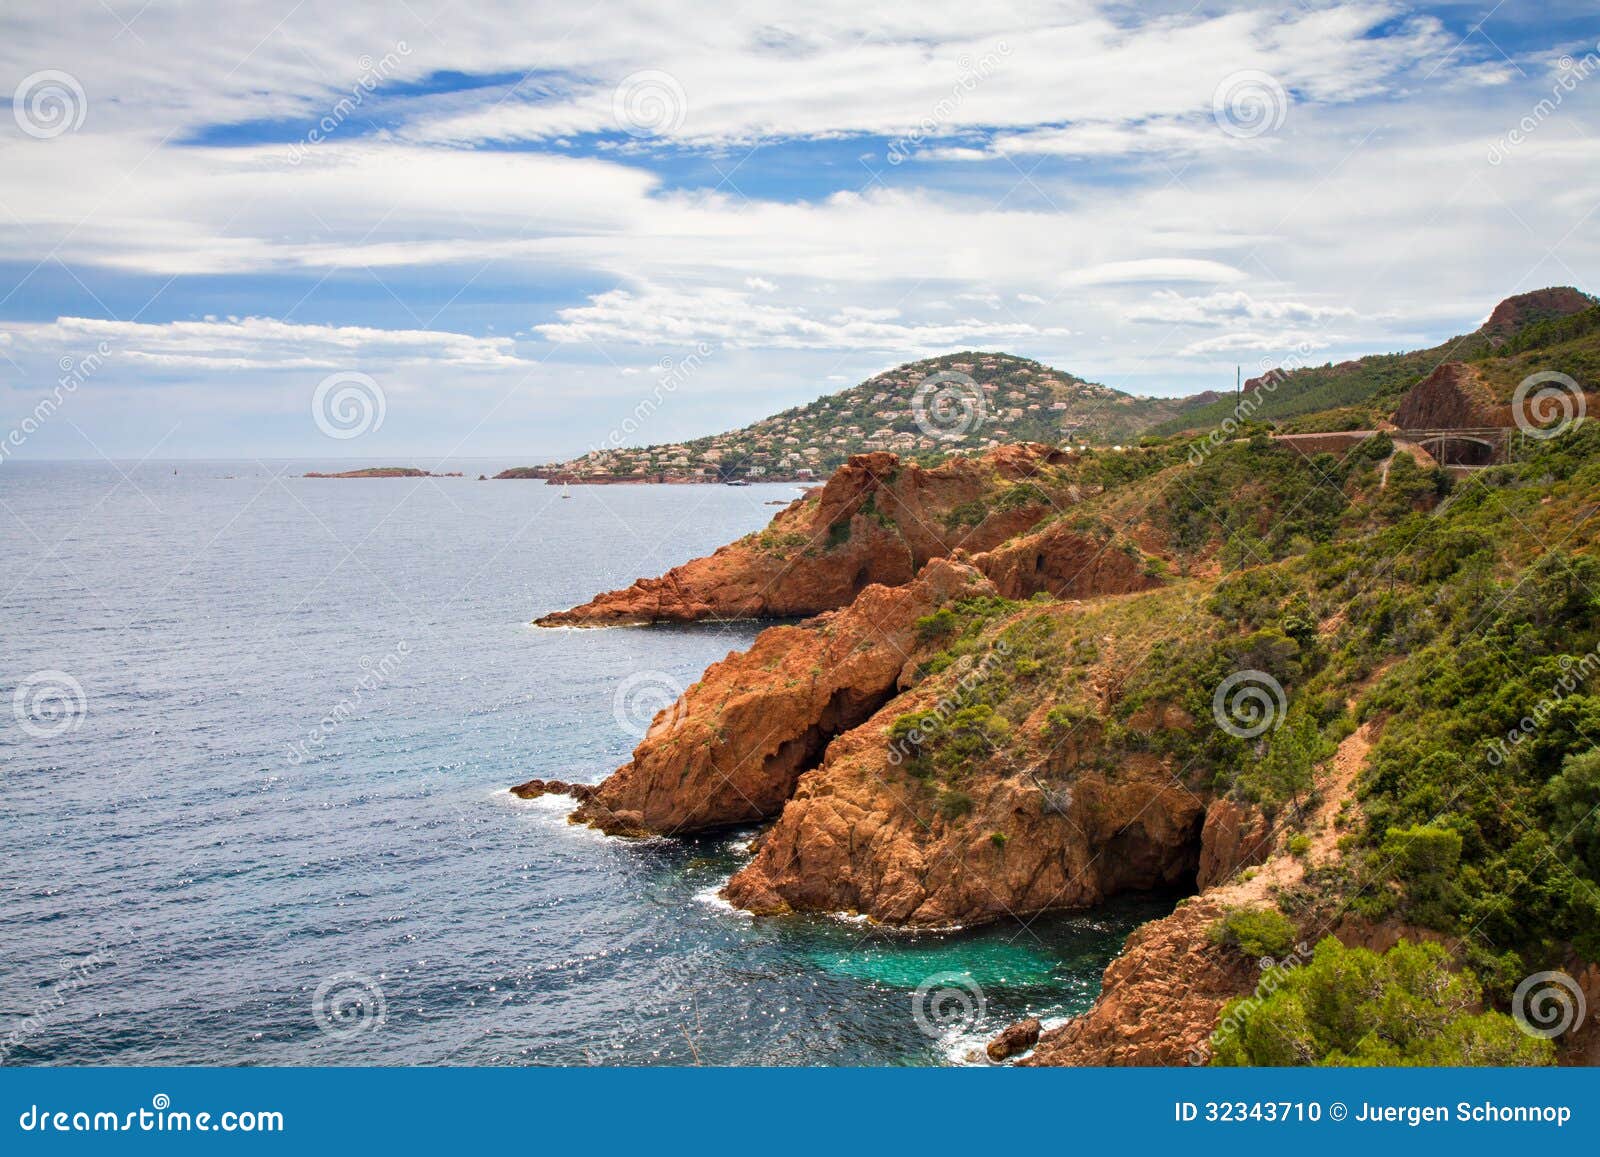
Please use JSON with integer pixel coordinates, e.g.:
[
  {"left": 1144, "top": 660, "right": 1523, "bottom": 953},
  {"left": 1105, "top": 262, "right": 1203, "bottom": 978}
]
[
  {"left": 502, "top": 288, "right": 1593, "bottom": 483},
  {"left": 527, "top": 319, "right": 1600, "bottom": 1066},
  {"left": 1146, "top": 287, "right": 1597, "bottom": 437},
  {"left": 499, "top": 352, "right": 1210, "bottom": 482}
]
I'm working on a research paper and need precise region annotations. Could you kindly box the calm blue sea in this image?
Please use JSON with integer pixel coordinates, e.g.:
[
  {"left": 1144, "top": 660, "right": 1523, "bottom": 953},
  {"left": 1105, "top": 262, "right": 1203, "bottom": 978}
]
[{"left": 0, "top": 460, "right": 1169, "bottom": 1066}]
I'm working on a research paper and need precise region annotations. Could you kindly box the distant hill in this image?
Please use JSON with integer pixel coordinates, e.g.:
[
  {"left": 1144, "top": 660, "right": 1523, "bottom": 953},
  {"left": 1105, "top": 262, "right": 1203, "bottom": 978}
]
[
  {"left": 500, "top": 352, "right": 1212, "bottom": 482},
  {"left": 501, "top": 288, "right": 1595, "bottom": 482}
]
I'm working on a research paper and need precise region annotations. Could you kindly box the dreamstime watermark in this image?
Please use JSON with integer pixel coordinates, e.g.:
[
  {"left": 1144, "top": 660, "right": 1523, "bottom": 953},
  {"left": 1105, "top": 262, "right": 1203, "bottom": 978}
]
[
  {"left": 1512, "top": 970, "right": 1588, "bottom": 1040},
  {"left": 1511, "top": 370, "right": 1586, "bottom": 440},
  {"left": 612, "top": 69, "right": 687, "bottom": 137},
  {"left": 312, "top": 370, "right": 386, "bottom": 439},
  {"left": 886, "top": 640, "right": 1011, "bottom": 766},
  {"left": 1186, "top": 342, "right": 1314, "bottom": 466},
  {"left": 13, "top": 70, "right": 87, "bottom": 139},
  {"left": 1212, "top": 669, "right": 1287, "bottom": 739},
  {"left": 312, "top": 972, "right": 387, "bottom": 1040},
  {"left": 886, "top": 43, "right": 1010, "bottom": 165},
  {"left": 1188, "top": 940, "right": 1313, "bottom": 1064},
  {"left": 1488, "top": 45, "right": 1600, "bottom": 165},
  {"left": 613, "top": 670, "right": 687, "bottom": 740},
  {"left": 286, "top": 43, "right": 411, "bottom": 164},
  {"left": 1212, "top": 70, "right": 1289, "bottom": 140},
  {"left": 911, "top": 370, "right": 988, "bottom": 441},
  {"left": 0, "top": 948, "right": 116, "bottom": 1064},
  {"left": 1485, "top": 642, "right": 1600, "bottom": 766},
  {"left": 12, "top": 669, "right": 87, "bottom": 739},
  {"left": 284, "top": 640, "right": 410, "bottom": 765},
  {"left": 590, "top": 342, "right": 715, "bottom": 457},
  {"left": 1, "top": 341, "right": 112, "bottom": 466},
  {"left": 17, "top": 1094, "right": 284, "bottom": 1134},
  {"left": 911, "top": 971, "right": 987, "bottom": 1039}
]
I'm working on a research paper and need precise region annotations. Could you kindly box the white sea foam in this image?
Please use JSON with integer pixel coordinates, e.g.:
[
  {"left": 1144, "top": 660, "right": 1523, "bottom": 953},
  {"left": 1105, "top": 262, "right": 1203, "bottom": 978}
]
[
  {"left": 692, "top": 880, "right": 753, "bottom": 918},
  {"left": 940, "top": 1025, "right": 999, "bottom": 1066}
]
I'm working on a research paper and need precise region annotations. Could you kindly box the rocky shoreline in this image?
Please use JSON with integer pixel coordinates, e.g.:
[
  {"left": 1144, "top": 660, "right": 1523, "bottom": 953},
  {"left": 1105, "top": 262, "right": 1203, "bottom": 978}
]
[{"left": 520, "top": 334, "right": 1600, "bottom": 1066}]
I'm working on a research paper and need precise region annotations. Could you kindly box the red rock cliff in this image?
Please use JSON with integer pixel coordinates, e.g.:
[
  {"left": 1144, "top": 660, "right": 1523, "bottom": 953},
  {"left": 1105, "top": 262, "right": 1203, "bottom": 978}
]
[
  {"left": 536, "top": 446, "right": 1074, "bottom": 627},
  {"left": 570, "top": 559, "right": 997, "bottom": 836}
]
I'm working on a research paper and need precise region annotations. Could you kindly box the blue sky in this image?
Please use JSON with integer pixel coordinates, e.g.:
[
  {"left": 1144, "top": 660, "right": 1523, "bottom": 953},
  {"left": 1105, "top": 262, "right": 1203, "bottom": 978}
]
[{"left": 1, "top": 0, "right": 1596, "bottom": 461}]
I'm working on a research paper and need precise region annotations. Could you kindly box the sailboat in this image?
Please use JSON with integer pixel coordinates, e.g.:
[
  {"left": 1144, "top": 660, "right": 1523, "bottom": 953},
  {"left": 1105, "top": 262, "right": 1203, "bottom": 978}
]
[{"left": 561, "top": 481, "right": 572, "bottom": 499}]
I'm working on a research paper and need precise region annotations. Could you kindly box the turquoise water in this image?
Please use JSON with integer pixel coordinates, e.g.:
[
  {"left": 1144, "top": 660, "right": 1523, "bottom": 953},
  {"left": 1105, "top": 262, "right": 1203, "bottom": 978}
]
[{"left": 0, "top": 460, "right": 1172, "bottom": 1065}]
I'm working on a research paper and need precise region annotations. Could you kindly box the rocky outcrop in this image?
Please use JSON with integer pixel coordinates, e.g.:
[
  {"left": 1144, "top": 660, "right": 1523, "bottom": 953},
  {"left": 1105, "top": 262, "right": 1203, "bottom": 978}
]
[
  {"left": 1013, "top": 718, "right": 1377, "bottom": 1065},
  {"left": 1479, "top": 287, "right": 1594, "bottom": 342},
  {"left": 535, "top": 446, "right": 1073, "bottom": 627},
  {"left": 1391, "top": 362, "right": 1503, "bottom": 429},
  {"left": 570, "top": 559, "right": 997, "bottom": 837},
  {"left": 1195, "top": 798, "right": 1275, "bottom": 889},
  {"left": 723, "top": 711, "right": 1208, "bottom": 926},
  {"left": 987, "top": 1017, "right": 1041, "bottom": 1062},
  {"left": 971, "top": 518, "right": 1158, "bottom": 601},
  {"left": 510, "top": 778, "right": 595, "bottom": 801},
  {"left": 1019, "top": 891, "right": 1257, "bottom": 1066}
]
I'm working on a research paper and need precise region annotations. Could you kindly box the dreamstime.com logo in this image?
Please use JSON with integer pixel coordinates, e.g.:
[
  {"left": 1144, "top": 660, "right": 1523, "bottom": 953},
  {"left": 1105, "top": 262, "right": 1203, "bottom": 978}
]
[
  {"left": 1512, "top": 970, "right": 1588, "bottom": 1040},
  {"left": 286, "top": 42, "right": 411, "bottom": 164},
  {"left": 1186, "top": 342, "right": 1314, "bottom": 466},
  {"left": 312, "top": 371, "right": 386, "bottom": 439},
  {"left": 1212, "top": 70, "right": 1288, "bottom": 139},
  {"left": 1485, "top": 642, "right": 1599, "bottom": 766},
  {"left": 312, "top": 972, "right": 387, "bottom": 1040},
  {"left": 912, "top": 370, "right": 987, "bottom": 441},
  {"left": 12, "top": 670, "right": 87, "bottom": 739},
  {"left": 886, "top": 640, "right": 1010, "bottom": 765},
  {"left": 1, "top": 949, "right": 116, "bottom": 1064},
  {"left": 1488, "top": 44, "right": 1600, "bottom": 165},
  {"left": 1211, "top": 669, "right": 1286, "bottom": 739},
  {"left": 612, "top": 69, "right": 687, "bottom": 137},
  {"left": 590, "top": 342, "right": 715, "bottom": 456},
  {"left": 12, "top": 70, "right": 87, "bottom": 139},
  {"left": 911, "top": 972, "right": 987, "bottom": 1039},
  {"left": 1512, "top": 370, "right": 1586, "bottom": 440},
  {"left": 1189, "top": 941, "right": 1313, "bottom": 1064},
  {"left": 285, "top": 641, "right": 410, "bottom": 766},
  {"left": 17, "top": 1095, "right": 284, "bottom": 1134},
  {"left": 886, "top": 43, "right": 1010, "bottom": 165},
  {"left": 613, "top": 670, "right": 687, "bottom": 740},
  {"left": 1, "top": 341, "right": 111, "bottom": 467}
]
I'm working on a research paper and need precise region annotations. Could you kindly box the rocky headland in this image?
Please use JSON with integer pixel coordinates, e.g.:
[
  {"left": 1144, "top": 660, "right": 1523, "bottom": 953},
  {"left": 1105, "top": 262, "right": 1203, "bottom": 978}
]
[{"left": 522, "top": 298, "right": 1600, "bottom": 1065}]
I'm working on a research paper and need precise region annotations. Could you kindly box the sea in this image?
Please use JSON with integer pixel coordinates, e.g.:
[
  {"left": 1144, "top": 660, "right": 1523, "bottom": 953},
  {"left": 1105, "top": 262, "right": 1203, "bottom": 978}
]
[{"left": 0, "top": 459, "right": 1173, "bottom": 1066}]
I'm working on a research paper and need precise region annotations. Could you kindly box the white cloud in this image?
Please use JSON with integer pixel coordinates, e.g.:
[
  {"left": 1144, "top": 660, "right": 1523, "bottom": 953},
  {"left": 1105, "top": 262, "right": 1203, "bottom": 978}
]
[
  {"left": 1127, "top": 290, "right": 1359, "bottom": 328},
  {"left": 1178, "top": 330, "right": 1342, "bottom": 356},
  {"left": 534, "top": 283, "right": 1069, "bottom": 352},
  {"left": 1, "top": 0, "right": 1597, "bottom": 459},
  {"left": 4, "top": 316, "right": 528, "bottom": 371}
]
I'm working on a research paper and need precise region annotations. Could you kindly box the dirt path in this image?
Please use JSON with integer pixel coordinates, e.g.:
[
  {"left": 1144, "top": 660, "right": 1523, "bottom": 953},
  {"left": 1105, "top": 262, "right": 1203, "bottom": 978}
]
[{"left": 1209, "top": 717, "right": 1374, "bottom": 907}]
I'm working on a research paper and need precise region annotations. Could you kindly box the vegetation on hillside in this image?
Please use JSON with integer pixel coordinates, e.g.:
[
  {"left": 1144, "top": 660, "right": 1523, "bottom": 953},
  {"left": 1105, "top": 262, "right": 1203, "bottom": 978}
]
[
  {"left": 1211, "top": 938, "right": 1553, "bottom": 1066},
  {"left": 861, "top": 408, "right": 1600, "bottom": 1063}
]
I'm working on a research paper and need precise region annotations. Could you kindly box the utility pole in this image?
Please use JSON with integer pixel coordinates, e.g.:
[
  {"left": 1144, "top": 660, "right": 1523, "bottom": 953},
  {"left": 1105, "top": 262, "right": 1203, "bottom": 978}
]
[{"left": 1236, "top": 364, "right": 1241, "bottom": 399}]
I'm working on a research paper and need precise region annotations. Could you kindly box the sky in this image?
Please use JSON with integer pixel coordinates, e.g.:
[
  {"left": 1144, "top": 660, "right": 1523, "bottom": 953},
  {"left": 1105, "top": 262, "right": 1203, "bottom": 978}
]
[{"left": 0, "top": 0, "right": 1597, "bottom": 462}]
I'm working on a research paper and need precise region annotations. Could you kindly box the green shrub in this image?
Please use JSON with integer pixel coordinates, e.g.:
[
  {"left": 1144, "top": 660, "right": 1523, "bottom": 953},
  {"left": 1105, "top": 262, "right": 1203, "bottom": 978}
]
[
  {"left": 1210, "top": 938, "right": 1553, "bottom": 1066},
  {"left": 1380, "top": 824, "right": 1463, "bottom": 878},
  {"left": 1209, "top": 905, "right": 1298, "bottom": 959},
  {"left": 936, "top": 788, "right": 973, "bottom": 820}
]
